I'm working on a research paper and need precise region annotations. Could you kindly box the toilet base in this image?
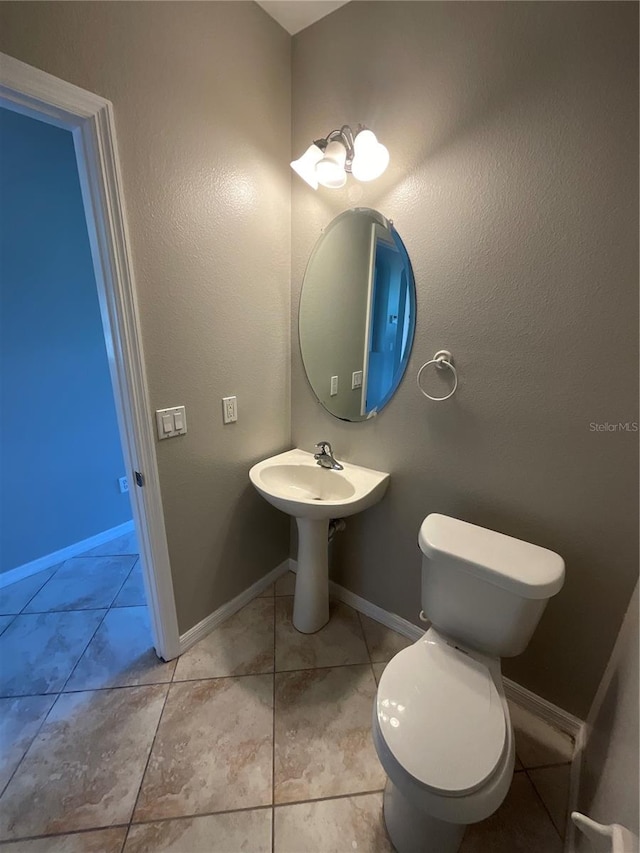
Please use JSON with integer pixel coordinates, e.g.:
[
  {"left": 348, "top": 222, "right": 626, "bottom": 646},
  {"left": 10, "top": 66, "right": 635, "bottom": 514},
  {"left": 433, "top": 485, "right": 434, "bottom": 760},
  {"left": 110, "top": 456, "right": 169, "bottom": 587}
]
[{"left": 383, "top": 778, "right": 466, "bottom": 853}]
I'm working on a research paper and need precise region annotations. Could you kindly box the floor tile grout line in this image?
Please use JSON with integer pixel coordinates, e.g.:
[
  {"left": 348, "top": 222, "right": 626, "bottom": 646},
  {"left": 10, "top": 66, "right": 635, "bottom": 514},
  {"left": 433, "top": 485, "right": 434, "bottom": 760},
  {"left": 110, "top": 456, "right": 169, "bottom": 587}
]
[
  {"left": 58, "top": 607, "right": 112, "bottom": 694},
  {"left": 169, "top": 634, "right": 179, "bottom": 682},
  {"left": 1, "top": 660, "right": 380, "bottom": 701},
  {"left": 0, "top": 613, "right": 17, "bottom": 636},
  {"left": 13, "top": 565, "right": 61, "bottom": 615},
  {"left": 11, "top": 606, "right": 122, "bottom": 615},
  {"left": 0, "top": 789, "right": 391, "bottom": 846},
  {"left": 171, "top": 657, "right": 376, "bottom": 686},
  {"left": 115, "top": 554, "right": 149, "bottom": 853},
  {"left": 0, "top": 689, "right": 63, "bottom": 801},
  {"left": 164, "top": 789, "right": 387, "bottom": 827},
  {"left": 0, "top": 822, "right": 131, "bottom": 845},
  {"left": 273, "top": 787, "right": 386, "bottom": 810},
  {"left": 110, "top": 557, "right": 140, "bottom": 609},
  {"left": 356, "top": 610, "right": 372, "bottom": 663},
  {"left": 126, "top": 790, "right": 386, "bottom": 831},
  {"left": 356, "top": 609, "right": 380, "bottom": 689},
  {"left": 2, "top": 679, "right": 172, "bottom": 700},
  {"left": 520, "top": 760, "right": 573, "bottom": 772},
  {"left": 523, "top": 766, "right": 566, "bottom": 843},
  {"left": 69, "top": 553, "right": 140, "bottom": 560},
  {"left": 124, "top": 681, "right": 173, "bottom": 843},
  {"left": 11, "top": 801, "right": 276, "bottom": 844},
  {"left": 129, "top": 802, "right": 275, "bottom": 829}
]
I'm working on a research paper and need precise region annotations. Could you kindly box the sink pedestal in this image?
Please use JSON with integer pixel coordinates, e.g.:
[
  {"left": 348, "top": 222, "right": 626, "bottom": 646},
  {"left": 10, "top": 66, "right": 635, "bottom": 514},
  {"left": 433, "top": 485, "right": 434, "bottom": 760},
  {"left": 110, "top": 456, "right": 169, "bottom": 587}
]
[
  {"left": 293, "top": 517, "right": 330, "bottom": 633},
  {"left": 249, "top": 449, "right": 389, "bottom": 634}
]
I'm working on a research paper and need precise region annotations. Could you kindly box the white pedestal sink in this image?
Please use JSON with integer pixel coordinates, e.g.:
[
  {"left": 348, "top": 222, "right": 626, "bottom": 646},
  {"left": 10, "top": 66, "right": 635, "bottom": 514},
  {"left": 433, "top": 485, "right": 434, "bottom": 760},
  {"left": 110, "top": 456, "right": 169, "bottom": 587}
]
[{"left": 249, "top": 449, "right": 389, "bottom": 633}]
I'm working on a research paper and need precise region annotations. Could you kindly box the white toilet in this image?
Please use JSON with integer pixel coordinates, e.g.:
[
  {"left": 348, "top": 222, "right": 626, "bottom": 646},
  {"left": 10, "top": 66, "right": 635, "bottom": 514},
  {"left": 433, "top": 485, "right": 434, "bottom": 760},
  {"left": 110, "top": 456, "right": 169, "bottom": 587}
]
[{"left": 373, "top": 513, "right": 565, "bottom": 853}]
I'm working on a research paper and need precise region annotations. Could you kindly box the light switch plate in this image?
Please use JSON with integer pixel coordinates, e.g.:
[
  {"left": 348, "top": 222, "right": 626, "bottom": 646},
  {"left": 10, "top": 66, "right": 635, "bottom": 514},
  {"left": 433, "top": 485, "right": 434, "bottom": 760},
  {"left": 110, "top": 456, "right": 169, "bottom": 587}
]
[
  {"left": 330, "top": 376, "right": 338, "bottom": 396},
  {"left": 352, "top": 370, "right": 363, "bottom": 389},
  {"left": 155, "top": 406, "right": 187, "bottom": 440}
]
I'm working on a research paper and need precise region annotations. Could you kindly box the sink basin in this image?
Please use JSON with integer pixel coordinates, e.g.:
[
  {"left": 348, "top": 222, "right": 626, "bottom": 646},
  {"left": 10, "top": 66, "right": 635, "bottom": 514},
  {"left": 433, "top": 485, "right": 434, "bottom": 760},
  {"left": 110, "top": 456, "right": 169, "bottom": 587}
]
[
  {"left": 249, "top": 448, "right": 389, "bottom": 520},
  {"left": 249, "top": 449, "right": 389, "bottom": 633}
]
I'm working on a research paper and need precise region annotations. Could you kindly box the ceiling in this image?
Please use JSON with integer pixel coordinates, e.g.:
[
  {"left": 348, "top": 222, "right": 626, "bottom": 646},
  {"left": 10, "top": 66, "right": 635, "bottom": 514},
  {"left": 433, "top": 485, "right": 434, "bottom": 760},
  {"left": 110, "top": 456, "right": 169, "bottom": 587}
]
[{"left": 256, "top": 1, "right": 351, "bottom": 35}]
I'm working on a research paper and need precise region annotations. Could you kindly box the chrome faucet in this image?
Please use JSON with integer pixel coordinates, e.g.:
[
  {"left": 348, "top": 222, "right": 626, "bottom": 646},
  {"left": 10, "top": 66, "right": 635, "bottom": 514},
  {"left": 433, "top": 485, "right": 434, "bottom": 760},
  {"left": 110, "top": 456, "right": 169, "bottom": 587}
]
[{"left": 314, "top": 441, "right": 343, "bottom": 471}]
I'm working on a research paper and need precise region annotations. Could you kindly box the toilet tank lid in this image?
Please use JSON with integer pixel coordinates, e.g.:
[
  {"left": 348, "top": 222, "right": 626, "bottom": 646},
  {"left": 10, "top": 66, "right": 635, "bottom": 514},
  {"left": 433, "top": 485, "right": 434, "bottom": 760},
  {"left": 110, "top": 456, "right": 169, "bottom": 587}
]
[{"left": 419, "top": 514, "right": 565, "bottom": 600}]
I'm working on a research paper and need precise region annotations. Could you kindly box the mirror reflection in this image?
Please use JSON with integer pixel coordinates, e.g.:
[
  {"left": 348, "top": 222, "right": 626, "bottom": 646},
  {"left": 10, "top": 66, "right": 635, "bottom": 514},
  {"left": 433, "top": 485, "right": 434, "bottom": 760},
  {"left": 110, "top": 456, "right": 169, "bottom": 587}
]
[{"left": 299, "top": 208, "right": 416, "bottom": 421}]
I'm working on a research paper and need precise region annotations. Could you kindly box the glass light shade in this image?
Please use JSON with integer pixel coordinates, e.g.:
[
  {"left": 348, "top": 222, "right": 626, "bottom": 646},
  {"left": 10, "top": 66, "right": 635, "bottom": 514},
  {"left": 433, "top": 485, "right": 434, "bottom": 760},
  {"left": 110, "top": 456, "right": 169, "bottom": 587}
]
[
  {"left": 290, "top": 143, "right": 324, "bottom": 190},
  {"left": 351, "top": 129, "right": 390, "bottom": 182},
  {"left": 315, "top": 140, "right": 347, "bottom": 189}
]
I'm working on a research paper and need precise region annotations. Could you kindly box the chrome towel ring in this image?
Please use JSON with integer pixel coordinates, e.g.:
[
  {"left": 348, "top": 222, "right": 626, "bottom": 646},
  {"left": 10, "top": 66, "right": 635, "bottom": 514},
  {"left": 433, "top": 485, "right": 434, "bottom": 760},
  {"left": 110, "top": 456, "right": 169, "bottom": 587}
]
[{"left": 417, "top": 350, "right": 458, "bottom": 401}]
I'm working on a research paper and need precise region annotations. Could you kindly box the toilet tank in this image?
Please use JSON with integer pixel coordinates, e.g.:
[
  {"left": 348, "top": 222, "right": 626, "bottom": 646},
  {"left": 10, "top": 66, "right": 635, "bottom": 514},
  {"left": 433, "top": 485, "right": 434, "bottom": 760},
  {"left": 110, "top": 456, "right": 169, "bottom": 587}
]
[{"left": 419, "top": 514, "right": 565, "bottom": 657}]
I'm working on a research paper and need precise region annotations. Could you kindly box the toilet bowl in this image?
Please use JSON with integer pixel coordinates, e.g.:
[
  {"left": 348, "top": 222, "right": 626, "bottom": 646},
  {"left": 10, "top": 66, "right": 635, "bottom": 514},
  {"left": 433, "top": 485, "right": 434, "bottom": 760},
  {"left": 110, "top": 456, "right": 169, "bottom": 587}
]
[
  {"left": 373, "top": 514, "right": 565, "bottom": 853},
  {"left": 373, "top": 629, "right": 515, "bottom": 853}
]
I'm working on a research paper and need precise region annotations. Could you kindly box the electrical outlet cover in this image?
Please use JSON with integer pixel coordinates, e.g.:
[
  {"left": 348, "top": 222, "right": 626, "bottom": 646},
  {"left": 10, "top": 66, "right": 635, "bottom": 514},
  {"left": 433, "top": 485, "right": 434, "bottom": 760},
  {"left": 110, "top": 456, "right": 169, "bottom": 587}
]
[{"left": 222, "top": 396, "right": 238, "bottom": 424}]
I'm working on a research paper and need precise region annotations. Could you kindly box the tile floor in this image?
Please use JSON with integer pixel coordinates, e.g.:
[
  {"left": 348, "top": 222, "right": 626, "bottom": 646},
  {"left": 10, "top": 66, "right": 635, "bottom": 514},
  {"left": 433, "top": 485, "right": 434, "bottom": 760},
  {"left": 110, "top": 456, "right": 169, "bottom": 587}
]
[{"left": 0, "top": 558, "right": 574, "bottom": 852}]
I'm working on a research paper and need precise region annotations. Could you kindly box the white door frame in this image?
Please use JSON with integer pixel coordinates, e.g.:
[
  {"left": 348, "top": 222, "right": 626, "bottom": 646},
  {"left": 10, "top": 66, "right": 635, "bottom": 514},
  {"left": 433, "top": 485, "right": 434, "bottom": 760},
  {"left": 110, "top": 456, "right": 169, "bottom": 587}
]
[{"left": 0, "top": 53, "right": 181, "bottom": 660}]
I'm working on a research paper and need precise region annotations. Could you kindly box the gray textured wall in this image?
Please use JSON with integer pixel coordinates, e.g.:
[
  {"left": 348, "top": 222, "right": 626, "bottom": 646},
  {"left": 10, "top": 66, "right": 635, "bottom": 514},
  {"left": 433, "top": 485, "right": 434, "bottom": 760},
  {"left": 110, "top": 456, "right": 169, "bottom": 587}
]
[
  {"left": 291, "top": 1, "right": 638, "bottom": 717},
  {"left": 0, "top": 1, "right": 292, "bottom": 633}
]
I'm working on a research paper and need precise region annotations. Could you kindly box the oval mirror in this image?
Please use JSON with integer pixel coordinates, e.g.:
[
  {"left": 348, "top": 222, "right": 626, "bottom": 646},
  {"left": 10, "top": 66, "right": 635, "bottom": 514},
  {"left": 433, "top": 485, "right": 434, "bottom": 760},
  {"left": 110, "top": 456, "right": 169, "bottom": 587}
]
[{"left": 299, "top": 208, "right": 416, "bottom": 421}]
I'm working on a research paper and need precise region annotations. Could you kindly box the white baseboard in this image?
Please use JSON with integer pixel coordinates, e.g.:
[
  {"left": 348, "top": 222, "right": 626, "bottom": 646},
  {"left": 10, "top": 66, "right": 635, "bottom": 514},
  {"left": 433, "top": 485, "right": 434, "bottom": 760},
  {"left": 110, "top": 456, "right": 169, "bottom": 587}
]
[
  {"left": 178, "top": 559, "right": 290, "bottom": 655},
  {"left": 0, "top": 520, "right": 135, "bottom": 589},
  {"left": 502, "top": 677, "right": 584, "bottom": 740},
  {"left": 287, "top": 558, "right": 423, "bottom": 641},
  {"left": 332, "top": 578, "right": 423, "bottom": 642},
  {"left": 288, "top": 559, "right": 584, "bottom": 741}
]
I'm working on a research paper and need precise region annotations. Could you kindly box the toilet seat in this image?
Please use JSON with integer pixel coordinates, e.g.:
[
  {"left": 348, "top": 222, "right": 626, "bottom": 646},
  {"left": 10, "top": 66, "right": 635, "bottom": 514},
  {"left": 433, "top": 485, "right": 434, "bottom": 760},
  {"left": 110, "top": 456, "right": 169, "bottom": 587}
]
[{"left": 376, "top": 633, "right": 506, "bottom": 797}]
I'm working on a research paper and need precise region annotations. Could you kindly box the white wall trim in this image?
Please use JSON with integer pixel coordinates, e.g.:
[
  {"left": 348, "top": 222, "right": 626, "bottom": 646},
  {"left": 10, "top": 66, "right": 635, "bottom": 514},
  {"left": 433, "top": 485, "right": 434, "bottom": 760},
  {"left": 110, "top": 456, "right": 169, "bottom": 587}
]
[
  {"left": 330, "top": 575, "right": 423, "bottom": 642},
  {"left": 565, "top": 721, "right": 588, "bottom": 853},
  {"left": 0, "top": 54, "right": 181, "bottom": 660},
  {"left": 0, "top": 521, "right": 135, "bottom": 589},
  {"left": 289, "top": 559, "right": 583, "bottom": 740},
  {"left": 502, "top": 677, "right": 584, "bottom": 740},
  {"left": 179, "top": 560, "right": 291, "bottom": 655}
]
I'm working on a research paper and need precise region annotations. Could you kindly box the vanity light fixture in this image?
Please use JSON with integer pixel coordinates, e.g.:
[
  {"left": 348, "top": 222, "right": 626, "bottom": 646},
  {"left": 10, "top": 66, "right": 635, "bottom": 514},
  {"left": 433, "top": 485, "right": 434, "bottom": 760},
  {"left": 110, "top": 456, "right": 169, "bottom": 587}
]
[{"left": 290, "top": 125, "right": 389, "bottom": 190}]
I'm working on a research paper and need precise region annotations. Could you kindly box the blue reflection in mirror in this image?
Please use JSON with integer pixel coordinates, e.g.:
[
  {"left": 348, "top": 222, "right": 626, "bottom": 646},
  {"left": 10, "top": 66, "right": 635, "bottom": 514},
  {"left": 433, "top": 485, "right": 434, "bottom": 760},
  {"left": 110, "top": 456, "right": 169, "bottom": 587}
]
[{"left": 366, "top": 228, "right": 416, "bottom": 414}]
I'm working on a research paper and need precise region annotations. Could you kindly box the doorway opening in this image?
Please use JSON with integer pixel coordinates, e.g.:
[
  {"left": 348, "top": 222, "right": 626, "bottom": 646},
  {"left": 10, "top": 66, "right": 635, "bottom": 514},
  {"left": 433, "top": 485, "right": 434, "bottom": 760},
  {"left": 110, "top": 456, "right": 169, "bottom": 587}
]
[
  {"left": 0, "top": 106, "right": 155, "bottom": 690},
  {"left": 0, "top": 54, "right": 180, "bottom": 674}
]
